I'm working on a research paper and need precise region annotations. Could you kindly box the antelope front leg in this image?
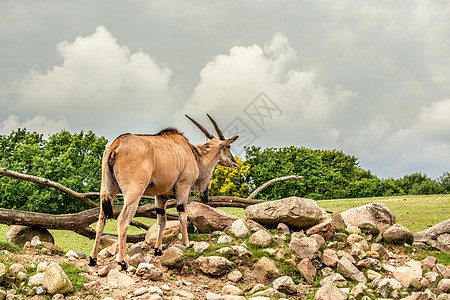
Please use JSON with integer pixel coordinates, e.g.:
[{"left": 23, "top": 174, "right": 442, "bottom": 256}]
[{"left": 176, "top": 194, "right": 189, "bottom": 246}]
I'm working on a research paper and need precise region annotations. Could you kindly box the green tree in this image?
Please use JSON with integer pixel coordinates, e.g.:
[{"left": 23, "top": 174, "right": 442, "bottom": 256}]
[{"left": 0, "top": 129, "right": 107, "bottom": 214}]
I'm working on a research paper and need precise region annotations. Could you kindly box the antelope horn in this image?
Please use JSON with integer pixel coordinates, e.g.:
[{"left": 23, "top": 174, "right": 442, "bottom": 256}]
[
  {"left": 207, "top": 114, "right": 225, "bottom": 140},
  {"left": 185, "top": 115, "right": 214, "bottom": 139}
]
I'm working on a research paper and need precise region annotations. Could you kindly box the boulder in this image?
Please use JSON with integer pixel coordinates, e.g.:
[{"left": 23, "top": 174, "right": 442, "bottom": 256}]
[
  {"left": 298, "top": 258, "right": 316, "bottom": 284},
  {"left": 245, "top": 197, "right": 324, "bottom": 228},
  {"left": 331, "top": 211, "right": 347, "bottom": 231},
  {"left": 135, "top": 263, "right": 163, "bottom": 280},
  {"left": 106, "top": 269, "right": 135, "bottom": 289},
  {"left": 42, "top": 263, "right": 73, "bottom": 295},
  {"left": 320, "top": 273, "right": 347, "bottom": 287},
  {"left": 273, "top": 276, "right": 297, "bottom": 294},
  {"left": 383, "top": 224, "right": 414, "bottom": 245},
  {"left": 197, "top": 256, "right": 235, "bottom": 276},
  {"left": 337, "top": 257, "right": 367, "bottom": 283},
  {"left": 188, "top": 202, "right": 239, "bottom": 233},
  {"left": 414, "top": 219, "right": 450, "bottom": 252},
  {"left": 6, "top": 226, "right": 54, "bottom": 247},
  {"left": 160, "top": 246, "right": 185, "bottom": 269},
  {"left": 145, "top": 220, "right": 190, "bottom": 245},
  {"left": 321, "top": 249, "right": 339, "bottom": 267},
  {"left": 315, "top": 284, "right": 348, "bottom": 300},
  {"left": 438, "top": 279, "right": 450, "bottom": 293},
  {"left": 289, "top": 237, "right": 321, "bottom": 260},
  {"left": 306, "top": 218, "right": 335, "bottom": 240},
  {"left": 231, "top": 219, "right": 249, "bottom": 238},
  {"left": 254, "top": 257, "right": 280, "bottom": 282},
  {"left": 340, "top": 203, "right": 396, "bottom": 231},
  {"left": 393, "top": 261, "right": 422, "bottom": 288},
  {"left": 248, "top": 230, "right": 273, "bottom": 247}
]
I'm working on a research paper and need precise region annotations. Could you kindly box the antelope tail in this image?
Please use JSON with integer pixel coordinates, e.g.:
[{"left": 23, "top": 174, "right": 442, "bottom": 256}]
[{"left": 100, "top": 150, "right": 116, "bottom": 219}]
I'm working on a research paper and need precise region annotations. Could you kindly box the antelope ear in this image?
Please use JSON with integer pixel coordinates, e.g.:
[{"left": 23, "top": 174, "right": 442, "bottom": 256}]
[{"left": 223, "top": 135, "right": 239, "bottom": 146}]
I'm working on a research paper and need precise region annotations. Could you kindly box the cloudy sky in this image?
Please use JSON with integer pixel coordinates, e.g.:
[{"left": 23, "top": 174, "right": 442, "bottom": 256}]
[{"left": 1, "top": 1, "right": 450, "bottom": 179}]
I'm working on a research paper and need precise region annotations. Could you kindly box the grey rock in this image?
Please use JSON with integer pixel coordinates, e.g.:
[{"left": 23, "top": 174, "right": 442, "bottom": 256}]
[
  {"left": 315, "top": 284, "right": 348, "bottom": 300},
  {"left": 347, "top": 234, "right": 369, "bottom": 250},
  {"left": 6, "top": 225, "right": 54, "bottom": 247},
  {"left": 174, "top": 290, "right": 195, "bottom": 299},
  {"left": 188, "top": 202, "right": 239, "bottom": 233},
  {"left": 222, "top": 284, "right": 243, "bottom": 296},
  {"left": 350, "top": 242, "right": 366, "bottom": 260},
  {"left": 128, "top": 243, "right": 144, "bottom": 257},
  {"left": 249, "top": 230, "right": 273, "bottom": 247},
  {"left": 383, "top": 224, "right": 414, "bottom": 245},
  {"left": 206, "top": 293, "right": 224, "bottom": 300},
  {"left": 193, "top": 241, "right": 210, "bottom": 253},
  {"left": 307, "top": 218, "right": 335, "bottom": 240},
  {"left": 217, "top": 235, "right": 234, "bottom": 244},
  {"left": 28, "top": 272, "right": 45, "bottom": 286},
  {"left": 136, "top": 263, "right": 163, "bottom": 280},
  {"left": 254, "top": 257, "right": 280, "bottom": 282},
  {"left": 253, "top": 288, "right": 286, "bottom": 299},
  {"left": 160, "top": 246, "right": 186, "bottom": 269},
  {"left": 245, "top": 197, "right": 324, "bottom": 228},
  {"left": 128, "top": 253, "right": 145, "bottom": 267},
  {"left": 273, "top": 276, "right": 296, "bottom": 294},
  {"left": 42, "top": 263, "right": 73, "bottom": 295},
  {"left": 322, "top": 249, "right": 339, "bottom": 267},
  {"left": 356, "top": 258, "right": 381, "bottom": 270},
  {"left": 0, "top": 263, "right": 7, "bottom": 284},
  {"left": 331, "top": 211, "right": 347, "bottom": 231},
  {"left": 197, "top": 256, "right": 235, "bottom": 276},
  {"left": 277, "top": 223, "right": 291, "bottom": 235},
  {"left": 298, "top": 258, "right": 316, "bottom": 284},
  {"left": 320, "top": 273, "right": 347, "bottom": 288},
  {"left": 227, "top": 270, "right": 243, "bottom": 282},
  {"left": 341, "top": 203, "right": 396, "bottom": 231},
  {"left": 289, "top": 237, "right": 321, "bottom": 260},
  {"left": 422, "top": 256, "right": 437, "bottom": 270},
  {"left": 438, "top": 279, "right": 450, "bottom": 293},
  {"left": 337, "top": 257, "right": 367, "bottom": 283},
  {"left": 231, "top": 219, "right": 249, "bottom": 238},
  {"left": 106, "top": 269, "right": 135, "bottom": 289}
]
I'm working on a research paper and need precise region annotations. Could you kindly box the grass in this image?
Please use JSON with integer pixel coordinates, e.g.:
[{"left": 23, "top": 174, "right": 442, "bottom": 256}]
[{"left": 0, "top": 195, "right": 448, "bottom": 255}]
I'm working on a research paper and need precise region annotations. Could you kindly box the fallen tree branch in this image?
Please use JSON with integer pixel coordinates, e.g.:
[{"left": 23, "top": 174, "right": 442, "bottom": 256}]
[
  {"left": 246, "top": 175, "right": 304, "bottom": 200},
  {"left": 0, "top": 167, "right": 98, "bottom": 208}
]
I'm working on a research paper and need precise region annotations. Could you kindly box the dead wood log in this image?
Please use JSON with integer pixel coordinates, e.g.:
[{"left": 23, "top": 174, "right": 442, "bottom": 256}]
[{"left": 246, "top": 175, "right": 304, "bottom": 200}]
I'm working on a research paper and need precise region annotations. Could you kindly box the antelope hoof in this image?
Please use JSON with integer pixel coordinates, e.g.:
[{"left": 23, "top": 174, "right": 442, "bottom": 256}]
[
  {"left": 118, "top": 261, "right": 128, "bottom": 271},
  {"left": 154, "top": 248, "right": 163, "bottom": 256},
  {"left": 88, "top": 256, "right": 97, "bottom": 267}
]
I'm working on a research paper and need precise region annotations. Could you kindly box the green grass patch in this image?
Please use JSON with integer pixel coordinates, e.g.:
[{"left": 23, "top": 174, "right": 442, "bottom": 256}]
[{"left": 0, "top": 241, "right": 21, "bottom": 253}]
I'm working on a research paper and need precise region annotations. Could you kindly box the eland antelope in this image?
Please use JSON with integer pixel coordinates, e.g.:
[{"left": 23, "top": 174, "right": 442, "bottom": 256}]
[{"left": 89, "top": 114, "right": 239, "bottom": 270}]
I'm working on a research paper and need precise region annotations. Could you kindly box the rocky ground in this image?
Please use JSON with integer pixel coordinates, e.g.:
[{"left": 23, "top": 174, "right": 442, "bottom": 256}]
[{"left": 0, "top": 199, "right": 449, "bottom": 300}]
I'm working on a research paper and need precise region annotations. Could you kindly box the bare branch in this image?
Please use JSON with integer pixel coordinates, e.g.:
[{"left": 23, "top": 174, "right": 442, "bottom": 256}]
[{"left": 246, "top": 175, "right": 304, "bottom": 200}]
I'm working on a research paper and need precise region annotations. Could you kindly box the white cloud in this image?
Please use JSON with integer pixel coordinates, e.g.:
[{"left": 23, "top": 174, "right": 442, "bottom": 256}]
[
  {"left": 0, "top": 115, "right": 69, "bottom": 136},
  {"left": 183, "top": 33, "right": 354, "bottom": 147},
  {"left": 5, "top": 26, "right": 180, "bottom": 137}
]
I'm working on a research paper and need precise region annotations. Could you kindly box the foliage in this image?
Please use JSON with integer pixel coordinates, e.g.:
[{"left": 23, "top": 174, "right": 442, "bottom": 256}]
[
  {"left": 209, "top": 157, "right": 252, "bottom": 197},
  {"left": 0, "top": 128, "right": 107, "bottom": 214}
]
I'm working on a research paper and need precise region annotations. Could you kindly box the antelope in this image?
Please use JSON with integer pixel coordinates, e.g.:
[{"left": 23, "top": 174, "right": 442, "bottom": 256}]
[{"left": 89, "top": 114, "right": 239, "bottom": 270}]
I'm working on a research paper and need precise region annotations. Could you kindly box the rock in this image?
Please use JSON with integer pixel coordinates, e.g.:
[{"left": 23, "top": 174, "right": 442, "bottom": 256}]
[
  {"left": 331, "top": 212, "right": 347, "bottom": 231},
  {"left": 358, "top": 221, "right": 380, "bottom": 235},
  {"left": 231, "top": 245, "right": 252, "bottom": 257},
  {"left": 249, "top": 230, "right": 273, "bottom": 247},
  {"left": 97, "top": 265, "right": 111, "bottom": 277},
  {"left": 188, "top": 202, "right": 239, "bottom": 233},
  {"left": 174, "top": 290, "right": 195, "bottom": 299},
  {"left": 6, "top": 225, "right": 55, "bottom": 247},
  {"left": 246, "top": 219, "right": 268, "bottom": 232},
  {"left": 106, "top": 269, "right": 135, "bottom": 288},
  {"left": 351, "top": 283, "right": 367, "bottom": 298},
  {"left": 30, "top": 235, "right": 43, "bottom": 246},
  {"left": 346, "top": 225, "right": 361, "bottom": 234},
  {"left": 99, "top": 235, "right": 117, "bottom": 248},
  {"left": 160, "top": 246, "right": 185, "bottom": 269},
  {"left": 289, "top": 237, "right": 321, "bottom": 260},
  {"left": 128, "top": 253, "right": 145, "bottom": 267},
  {"left": 218, "top": 235, "right": 234, "bottom": 244},
  {"left": 341, "top": 203, "right": 396, "bottom": 231},
  {"left": 437, "top": 233, "right": 450, "bottom": 253},
  {"left": 217, "top": 247, "right": 235, "bottom": 255},
  {"left": 424, "top": 272, "right": 441, "bottom": 285},
  {"left": 356, "top": 258, "right": 381, "bottom": 270},
  {"left": 371, "top": 243, "right": 388, "bottom": 259},
  {"left": 277, "top": 223, "right": 291, "bottom": 235},
  {"left": 42, "top": 263, "right": 73, "bottom": 295},
  {"left": 227, "top": 270, "right": 243, "bottom": 282},
  {"left": 383, "top": 224, "right": 414, "bottom": 245},
  {"left": 135, "top": 263, "right": 163, "bottom": 280},
  {"left": 245, "top": 196, "right": 324, "bottom": 228},
  {"left": 197, "top": 256, "right": 235, "bottom": 276},
  {"left": 254, "top": 257, "right": 280, "bottom": 282},
  {"left": 336, "top": 250, "right": 357, "bottom": 264},
  {"left": 367, "top": 270, "right": 382, "bottom": 280},
  {"left": 298, "top": 258, "right": 316, "bottom": 284},
  {"left": 350, "top": 243, "right": 366, "bottom": 260},
  {"left": 231, "top": 219, "right": 249, "bottom": 238},
  {"left": 393, "top": 262, "right": 422, "bottom": 288},
  {"left": 273, "top": 276, "right": 296, "bottom": 294},
  {"left": 347, "top": 234, "right": 369, "bottom": 250},
  {"left": 315, "top": 284, "right": 348, "bottom": 300},
  {"left": 206, "top": 293, "right": 224, "bottom": 300},
  {"left": 252, "top": 288, "right": 286, "bottom": 299},
  {"left": 438, "top": 279, "right": 450, "bottom": 293},
  {"left": 222, "top": 285, "right": 243, "bottom": 296},
  {"left": 414, "top": 219, "right": 450, "bottom": 251},
  {"left": 422, "top": 256, "right": 437, "bottom": 270},
  {"left": 322, "top": 249, "right": 339, "bottom": 267},
  {"left": 193, "top": 241, "right": 210, "bottom": 253},
  {"left": 320, "top": 273, "right": 347, "bottom": 287},
  {"left": 146, "top": 221, "right": 181, "bottom": 245},
  {"left": 64, "top": 250, "right": 79, "bottom": 259},
  {"left": 28, "top": 272, "right": 44, "bottom": 286},
  {"left": 435, "top": 263, "right": 450, "bottom": 279},
  {"left": 128, "top": 243, "right": 144, "bottom": 257},
  {"left": 8, "top": 263, "right": 27, "bottom": 276},
  {"left": 337, "top": 257, "right": 367, "bottom": 283},
  {"left": 307, "top": 219, "right": 335, "bottom": 240},
  {"left": 249, "top": 284, "right": 266, "bottom": 294}
]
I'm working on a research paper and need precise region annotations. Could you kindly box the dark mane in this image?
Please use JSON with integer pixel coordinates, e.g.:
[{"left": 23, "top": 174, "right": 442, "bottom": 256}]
[
  {"left": 155, "top": 127, "right": 183, "bottom": 136},
  {"left": 156, "top": 128, "right": 202, "bottom": 161}
]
